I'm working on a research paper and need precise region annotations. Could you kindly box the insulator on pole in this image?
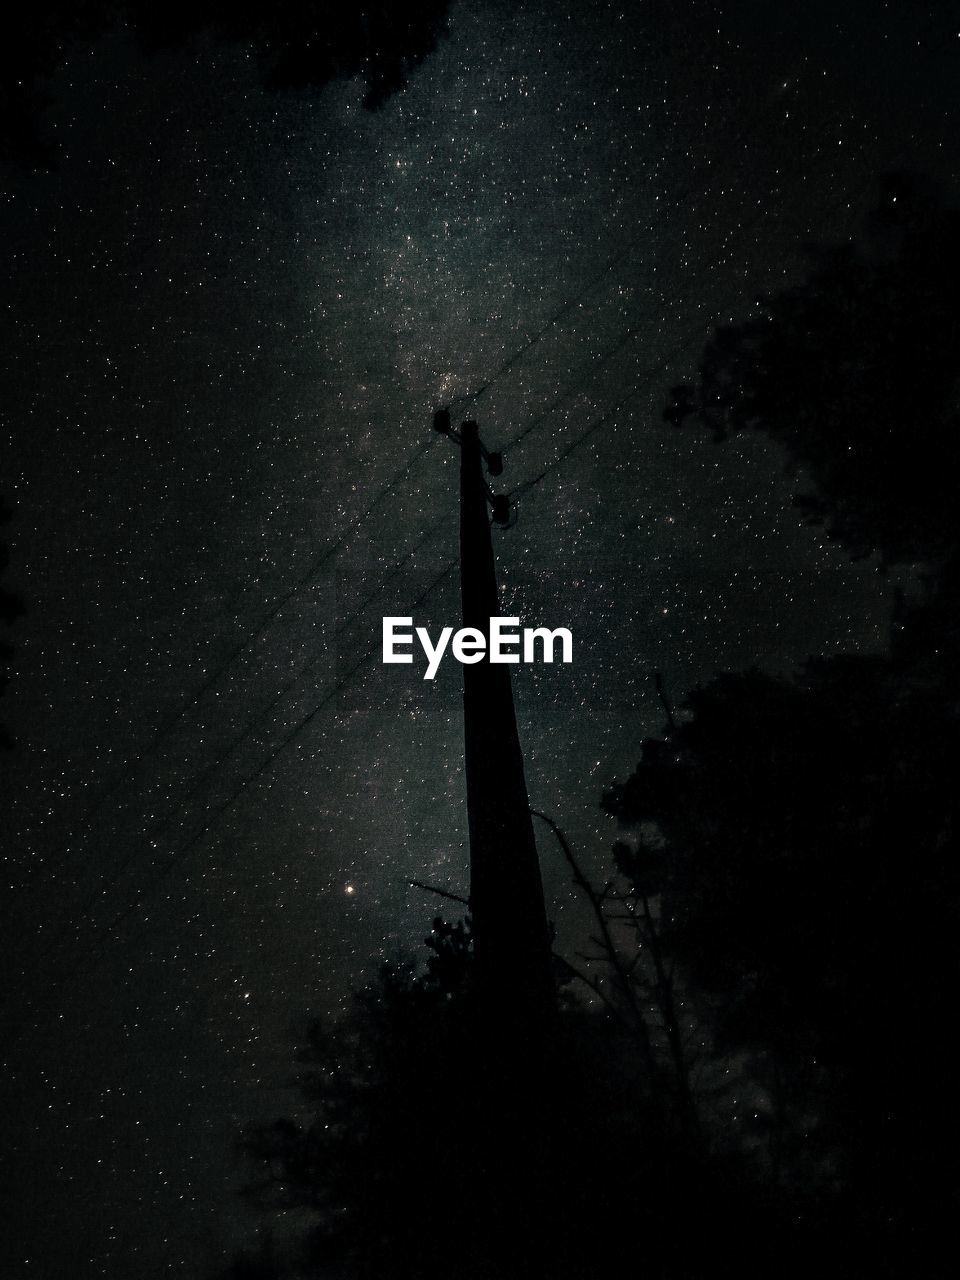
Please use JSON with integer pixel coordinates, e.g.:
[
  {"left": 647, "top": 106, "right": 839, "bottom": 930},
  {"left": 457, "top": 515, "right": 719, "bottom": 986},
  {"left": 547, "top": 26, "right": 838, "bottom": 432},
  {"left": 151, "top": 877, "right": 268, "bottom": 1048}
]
[{"left": 490, "top": 494, "right": 511, "bottom": 526}]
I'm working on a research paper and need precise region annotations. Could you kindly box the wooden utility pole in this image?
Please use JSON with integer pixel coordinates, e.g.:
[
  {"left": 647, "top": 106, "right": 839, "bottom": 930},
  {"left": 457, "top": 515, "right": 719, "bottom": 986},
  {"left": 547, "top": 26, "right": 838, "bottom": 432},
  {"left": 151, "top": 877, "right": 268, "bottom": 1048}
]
[{"left": 436, "top": 412, "right": 554, "bottom": 1023}]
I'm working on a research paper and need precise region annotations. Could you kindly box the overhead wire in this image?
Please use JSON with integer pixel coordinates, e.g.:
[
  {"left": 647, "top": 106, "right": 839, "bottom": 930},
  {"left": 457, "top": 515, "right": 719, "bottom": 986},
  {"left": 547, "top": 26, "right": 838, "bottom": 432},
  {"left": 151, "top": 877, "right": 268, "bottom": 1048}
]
[
  {"left": 6, "top": 103, "right": 884, "bottom": 1045},
  {"left": 3, "top": 307, "right": 706, "bottom": 1046},
  {"left": 19, "top": 76, "right": 788, "bottom": 896},
  {"left": 1, "top": 561, "right": 458, "bottom": 1051}
]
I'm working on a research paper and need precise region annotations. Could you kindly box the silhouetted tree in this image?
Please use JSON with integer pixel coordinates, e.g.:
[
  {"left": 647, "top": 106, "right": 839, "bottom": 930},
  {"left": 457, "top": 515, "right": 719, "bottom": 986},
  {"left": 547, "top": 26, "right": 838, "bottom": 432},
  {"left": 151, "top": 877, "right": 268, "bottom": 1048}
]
[
  {"left": 3, "top": 2, "right": 451, "bottom": 168},
  {"left": 533, "top": 807, "right": 703, "bottom": 1134},
  {"left": 230, "top": 176, "right": 960, "bottom": 1278},
  {"left": 666, "top": 174, "right": 960, "bottom": 568},
  {"left": 231, "top": 912, "right": 809, "bottom": 1280},
  {"left": 606, "top": 657, "right": 960, "bottom": 1267},
  {"left": 613, "top": 177, "right": 960, "bottom": 1270}
]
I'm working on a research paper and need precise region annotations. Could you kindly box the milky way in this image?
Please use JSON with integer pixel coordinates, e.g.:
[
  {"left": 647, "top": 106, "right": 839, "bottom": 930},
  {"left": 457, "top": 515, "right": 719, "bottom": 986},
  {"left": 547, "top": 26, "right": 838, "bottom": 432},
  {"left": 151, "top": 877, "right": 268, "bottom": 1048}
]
[{"left": 2, "top": 2, "right": 958, "bottom": 1274}]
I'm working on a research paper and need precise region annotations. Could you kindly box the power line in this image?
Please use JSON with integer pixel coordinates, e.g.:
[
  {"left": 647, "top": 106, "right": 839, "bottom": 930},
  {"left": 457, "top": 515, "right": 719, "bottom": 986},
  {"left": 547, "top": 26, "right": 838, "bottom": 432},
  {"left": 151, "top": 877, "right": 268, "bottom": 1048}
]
[
  {"left": 7, "top": 151, "right": 888, "bottom": 1046},
  {"left": 445, "top": 265, "right": 622, "bottom": 412},
  {"left": 3, "top": 521, "right": 458, "bottom": 1022},
  {"left": 492, "top": 169, "right": 888, "bottom": 490},
  {"left": 9, "top": 325, "right": 637, "bottom": 1007},
  {"left": 529, "top": 333, "right": 702, "bottom": 486},
  {"left": 1, "top": 308, "right": 696, "bottom": 1047},
  {"left": 20, "top": 434, "right": 439, "bottom": 893},
  {"left": 24, "top": 224, "right": 651, "bottom": 892},
  {"left": 444, "top": 85, "right": 787, "bottom": 416},
  {"left": 0, "top": 225, "right": 843, "bottom": 1043},
  {"left": 17, "top": 79, "right": 804, "bottom": 905},
  {"left": 15, "top": 285, "right": 660, "bottom": 955},
  {"left": 2, "top": 561, "right": 458, "bottom": 1050},
  {"left": 8, "top": 317, "right": 642, "bottom": 1004},
  {"left": 7, "top": 172, "right": 863, "bottom": 1028}
]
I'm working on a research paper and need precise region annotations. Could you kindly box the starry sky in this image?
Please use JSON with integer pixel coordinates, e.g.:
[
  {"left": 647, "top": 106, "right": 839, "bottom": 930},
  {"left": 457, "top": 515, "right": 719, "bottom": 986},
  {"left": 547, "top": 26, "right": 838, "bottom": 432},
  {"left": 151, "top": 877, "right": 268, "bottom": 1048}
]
[{"left": 2, "top": 1, "right": 959, "bottom": 1275}]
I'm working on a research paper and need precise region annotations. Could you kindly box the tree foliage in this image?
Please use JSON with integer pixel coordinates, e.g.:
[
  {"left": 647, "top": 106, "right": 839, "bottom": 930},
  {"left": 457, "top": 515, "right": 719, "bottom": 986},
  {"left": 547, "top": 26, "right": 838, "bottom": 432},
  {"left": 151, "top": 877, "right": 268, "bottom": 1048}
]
[
  {"left": 231, "top": 915, "right": 805, "bottom": 1280},
  {"left": 230, "top": 177, "right": 960, "bottom": 1276},
  {"left": 3, "top": 1, "right": 451, "bottom": 167},
  {"left": 666, "top": 175, "right": 960, "bottom": 566},
  {"left": 616, "top": 176, "right": 960, "bottom": 1265}
]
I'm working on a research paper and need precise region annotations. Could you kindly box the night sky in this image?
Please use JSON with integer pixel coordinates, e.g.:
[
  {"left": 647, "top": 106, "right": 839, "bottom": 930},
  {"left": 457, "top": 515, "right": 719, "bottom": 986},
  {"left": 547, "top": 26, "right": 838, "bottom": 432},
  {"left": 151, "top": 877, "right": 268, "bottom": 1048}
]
[{"left": 2, "top": 2, "right": 959, "bottom": 1275}]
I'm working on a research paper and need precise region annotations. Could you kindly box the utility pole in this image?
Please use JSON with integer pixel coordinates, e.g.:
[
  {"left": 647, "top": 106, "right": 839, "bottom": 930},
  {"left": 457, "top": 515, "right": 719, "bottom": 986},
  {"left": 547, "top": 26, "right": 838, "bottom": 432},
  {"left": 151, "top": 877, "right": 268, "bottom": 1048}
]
[{"left": 434, "top": 411, "right": 555, "bottom": 1026}]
